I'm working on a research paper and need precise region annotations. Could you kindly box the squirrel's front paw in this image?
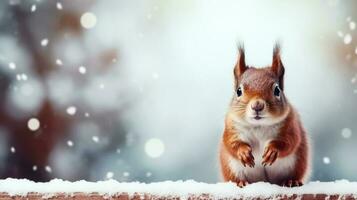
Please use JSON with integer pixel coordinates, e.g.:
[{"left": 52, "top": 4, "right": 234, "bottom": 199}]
[
  {"left": 262, "top": 144, "right": 279, "bottom": 166},
  {"left": 236, "top": 143, "right": 255, "bottom": 167},
  {"left": 281, "top": 180, "right": 303, "bottom": 187},
  {"left": 236, "top": 180, "right": 249, "bottom": 188}
]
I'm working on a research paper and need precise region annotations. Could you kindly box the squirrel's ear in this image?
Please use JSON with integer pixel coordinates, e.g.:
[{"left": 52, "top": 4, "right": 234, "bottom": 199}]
[
  {"left": 234, "top": 45, "right": 247, "bottom": 79},
  {"left": 272, "top": 43, "right": 285, "bottom": 90}
]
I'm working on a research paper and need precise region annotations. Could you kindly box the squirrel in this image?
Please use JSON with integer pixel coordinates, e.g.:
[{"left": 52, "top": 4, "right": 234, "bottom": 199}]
[{"left": 219, "top": 44, "right": 310, "bottom": 187}]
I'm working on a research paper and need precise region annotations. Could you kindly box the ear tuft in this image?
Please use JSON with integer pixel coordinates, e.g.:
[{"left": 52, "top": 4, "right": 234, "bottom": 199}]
[
  {"left": 234, "top": 43, "right": 247, "bottom": 79},
  {"left": 272, "top": 43, "right": 285, "bottom": 89}
]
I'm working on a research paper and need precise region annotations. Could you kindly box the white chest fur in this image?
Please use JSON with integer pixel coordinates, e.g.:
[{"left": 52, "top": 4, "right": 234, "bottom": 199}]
[{"left": 228, "top": 123, "right": 296, "bottom": 184}]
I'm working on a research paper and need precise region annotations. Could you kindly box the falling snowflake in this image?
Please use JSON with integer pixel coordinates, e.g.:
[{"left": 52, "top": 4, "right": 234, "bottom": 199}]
[
  {"left": 80, "top": 12, "right": 97, "bottom": 29},
  {"left": 56, "top": 2, "right": 63, "bottom": 10},
  {"left": 323, "top": 157, "right": 331, "bottom": 164},
  {"left": 31, "top": 4, "right": 36, "bottom": 12},
  {"left": 343, "top": 34, "right": 352, "bottom": 44},
  {"left": 45, "top": 165, "right": 52, "bottom": 173},
  {"left": 16, "top": 73, "right": 28, "bottom": 81},
  {"left": 56, "top": 59, "right": 63, "bottom": 66},
  {"left": 28, "top": 118, "right": 40, "bottom": 131},
  {"left": 146, "top": 172, "right": 152, "bottom": 177},
  {"left": 66, "top": 106, "right": 77, "bottom": 115},
  {"left": 21, "top": 74, "right": 28, "bottom": 81},
  {"left": 116, "top": 148, "right": 121, "bottom": 154},
  {"left": 106, "top": 171, "right": 114, "bottom": 179},
  {"left": 10, "top": 147, "right": 16, "bottom": 153},
  {"left": 32, "top": 165, "right": 38, "bottom": 171},
  {"left": 84, "top": 112, "right": 90, "bottom": 117},
  {"left": 67, "top": 140, "right": 74, "bottom": 147},
  {"left": 99, "top": 83, "right": 105, "bottom": 89},
  {"left": 92, "top": 136, "right": 99, "bottom": 143},
  {"left": 8, "top": 62, "right": 16, "bottom": 70},
  {"left": 337, "top": 31, "right": 344, "bottom": 38},
  {"left": 41, "top": 38, "right": 49, "bottom": 47},
  {"left": 341, "top": 128, "right": 352, "bottom": 138},
  {"left": 123, "top": 172, "right": 130, "bottom": 177},
  {"left": 350, "top": 21, "right": 356, "bottom": 30},
  {"left": 78, "top": 66, "right": 86, "bottom": 74},
  {"left": 145, "top": 138, "right": 165, "bottom": 158},
  {"left": 355, "top": 47, "right": 357, "bottom": 55}
]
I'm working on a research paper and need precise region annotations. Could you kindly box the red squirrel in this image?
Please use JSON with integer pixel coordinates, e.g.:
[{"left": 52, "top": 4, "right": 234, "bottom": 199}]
[{"left": 219, "top": 44, "right": 310, "bottom": 187}]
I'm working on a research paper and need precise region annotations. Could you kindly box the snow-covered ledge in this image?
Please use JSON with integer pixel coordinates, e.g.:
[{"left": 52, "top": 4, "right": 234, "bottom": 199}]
[{"left": 0, "top": 179, "right": 357, "bottom": 200}]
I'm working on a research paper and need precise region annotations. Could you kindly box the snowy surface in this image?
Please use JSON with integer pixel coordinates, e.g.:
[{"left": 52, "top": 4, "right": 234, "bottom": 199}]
[{"left": 0, "top": 179, "right": 357, "bottom": 198}]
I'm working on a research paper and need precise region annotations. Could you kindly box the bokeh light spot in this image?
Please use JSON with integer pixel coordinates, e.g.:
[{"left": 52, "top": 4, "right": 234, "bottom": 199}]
[
  {"left": 27, "top": 118, "right": 40, "bottom": 131},
  {"left": 145, "top": 138, "right": 165, "bottom": 158},
  {"left": 80, "top": 12, "right": 97, "bottom": 29}
]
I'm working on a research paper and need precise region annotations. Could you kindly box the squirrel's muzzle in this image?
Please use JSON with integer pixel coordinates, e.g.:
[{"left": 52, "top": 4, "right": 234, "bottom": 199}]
[{"left": 251, "top": 99, "right": 265, "bottom": 113}]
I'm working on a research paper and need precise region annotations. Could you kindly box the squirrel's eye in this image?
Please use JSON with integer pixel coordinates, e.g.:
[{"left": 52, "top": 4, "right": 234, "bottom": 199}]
[
  {"left": 237, "top": 87, "right": 242, "bottom": 97},
  {"left": 274, "top": 85, "right": 281, "bottom": 97}
]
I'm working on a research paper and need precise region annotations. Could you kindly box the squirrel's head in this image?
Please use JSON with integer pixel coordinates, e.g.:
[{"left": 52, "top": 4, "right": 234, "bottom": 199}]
[{"left": 231, "top": 44, "right": 290, "bottom": 126}]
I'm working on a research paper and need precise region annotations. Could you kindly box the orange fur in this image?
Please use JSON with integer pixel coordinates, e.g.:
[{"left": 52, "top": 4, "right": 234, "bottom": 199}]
[{"left": 219, "top": 44, "right": 310, "bottom": 187}]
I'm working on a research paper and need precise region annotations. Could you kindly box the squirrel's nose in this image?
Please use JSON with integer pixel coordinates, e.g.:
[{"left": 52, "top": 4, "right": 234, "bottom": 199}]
[{"left": 251, "top": 100, "right": 265, "bottom": 112}]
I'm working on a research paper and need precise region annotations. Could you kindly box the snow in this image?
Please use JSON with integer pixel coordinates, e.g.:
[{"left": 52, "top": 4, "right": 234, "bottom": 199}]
[
  {"left": 99, "top": 83, "right": 105, "bottom": 89},
  {"left": 10, "top": 147, "right": 16, "bottom": 153},
  {"left": 106, "top": 172, "right": 114, "bottom": 179},
  {"left": 78, "top": 66, "right": 86, "bottom": 74},
  {"left": 20, "top": 73, "right": 28, "bottom": 81},
  {"left": 41, "top": 38, "right": 49, "bottom": 47},
  {"left": 145, "top": 138, "right": 165, "bottom": 158},
  {"left": 80, "top": 12, "right": 97, "bottom": 29},
  {"left": 16, "top": 73, "right": 28, "bottom": 81},
  {"left": 92, "top": 136, "right": 99, "bottom": 143},
  {"left": 123, "top": 172, "right": 130, "bottom": 177},
  {"left": 66, "top": 106, "right": 77, "bottom": 115},
  {"left": 350, "top": 21, "right": 356, "bottom": 30},
  {"left": 32, "top": 166, "right": 38, "bottom": 171},
  {"left": 31, "top": 4, "right": 36, "bottom": 12},
  {"left": 323, "top": 157, "right": 331, "bottom": 164},
  {"left": 55, "top": 59, "right": 63, "bottom": 66},
  {"left": 56, "top": 2, "right": 63, "bottom": 10},
  {"left": 343, "top": 34, "right": 352, "bottom": 44},
  {"left": 341, "top": 128, "right": 352, "bottom": 139},
  {"left": 45, "top": 166, "right": 52, "bottom": 173},
  {"left": 27, "top": 118, "right": 40, "bottom": 131},
  {"left": 0, "top": 179, "right": 357, "bottom": 198},
  {"left": 8, "top": 62, "right": 16, "bottom": 70},
  {"left": 67, "top": 140, "right": 74, "bottom": 147},
  {"left": 337, "top": 31, "right": 343, "bottom": 38}
]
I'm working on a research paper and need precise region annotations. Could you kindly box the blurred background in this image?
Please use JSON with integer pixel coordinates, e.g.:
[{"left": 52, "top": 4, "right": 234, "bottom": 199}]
[{"left": 0, "top": 0, "right": 356, "bottom": 183}]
